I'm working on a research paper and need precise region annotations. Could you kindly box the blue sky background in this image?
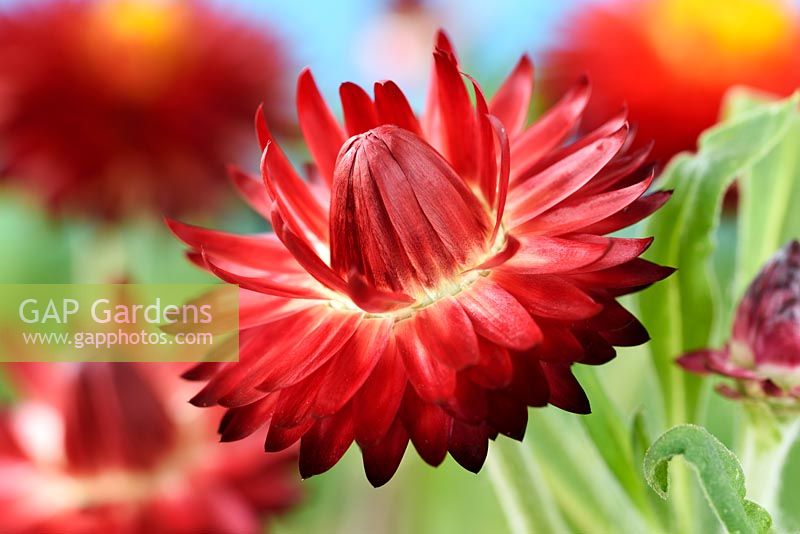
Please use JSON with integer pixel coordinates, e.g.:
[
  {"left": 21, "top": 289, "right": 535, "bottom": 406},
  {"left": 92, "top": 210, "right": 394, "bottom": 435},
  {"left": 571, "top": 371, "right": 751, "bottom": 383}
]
[
  {"left": 217, "top": 0, "right": 589, "bottom": 105},
  {"left": 218, "top": 0, "right": 583, "bottom": 83}
]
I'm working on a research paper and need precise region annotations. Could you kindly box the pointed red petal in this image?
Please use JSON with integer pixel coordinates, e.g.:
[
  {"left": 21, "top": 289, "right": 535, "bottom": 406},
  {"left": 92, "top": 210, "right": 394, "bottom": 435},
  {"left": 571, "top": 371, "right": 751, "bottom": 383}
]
[
  {"left": 489, "top": 55, "right": 533, "bottom": 137},
  {"left": 578, "top": 143, "right": 653, "bottom": 196},
  {"left": 487, "top": 392, "right": 528, "bottom": 440},
  {"left": 202, "top": 251, "right": 327, "bottom": 300},
  {"left": 415, "top": 297, "right": 480, "bottom": 369},
  {"left": 488, "top": 115, "right": 511, "bottom": 244},
  {"left": 494, "top": 272, "right": 603, "bottom": 320},
  {"left": 465, "top": 338, "right": 514, "bottom": 389},
  {"left": 422, "top": 29, "right": 457, "bottom": 142},
  {"left": 434, "top": 29, "right": 456, "bottom": 57},
  {"left": 299, "top": 405, "right": 355, "bottom": 478},
  {"left": 396, "top": 318, "right": 457, "bottom": 403},
  {"left": 540, "top": 362, "right": 591, "bottom": 414},
  {"left": 448, "top": 420, "right": 489, "bottom": 473},
  {"left": 580, "top": 191, "right": 672, "bottom": 234},
  {"left": 345, "top": 269, "right": 415, "bottom": 313},
  {"left": 353, "top": 339, "right": 407, "bottom": 446},
  {"left": 361, "top": 417, "right": 409, "bottom": 487},
  {"left": 374, "top": 80, "right": 422, "bottom": 135},
  {"left": 498, "top": 235, "right": 609, "bottom": 274},
  {"left": 182, "top": 362, "right": 222, "bottom": 381},
  {"left": 521, "top": 108, "right": 628, "bottom": 183},
  {"left": 572, "top": 236, "right": 654, "bottom": 272},
  {"left": 575, "top": 330, "right": 617, "bottom": 365},
  {"left": 508, "top": 126, "right": 628, "bottom": 226},
  {"left": 297, "top": 68, "right": 346, "bottom": 186},
  {"left": 191, "top": 309, "right": 333, "bottom": 407},
  {"left": 457, "top": 278, "right": 542, "bottom": 350},
  {"left": 534, "top": 326, "right": 584, "bottom": 363},
  {"left": 510, "top": 77, "right": 590, "bottom": 182},
  {"left": 471, "top": 83, "right": 498, "bottom": 207},
  {"left": 340, "top": 82, "right": 379, "bottom": 136},
  {"left": 468, "top": 236, "right": 520, "bottom": 272},
  {"left": 167, "top": 218, "right": 300, "bottom": 273},
  {"left": 569, "top": 258, "right": 675, "bottom": 290},
  {"left": 508, "top": 353, "right": 550, "bottom": 407},
  {"left": 254, "top": 312, "right": 362, "bottom": 392},
  {"left": 271, "top": 208, "right": 349, "bottom": 294},
  {"left": 219, "top": 395, "right": 278, "bottom": 442},
  {"left": 445, "top": 375, "right": 488, "bottom": 424},
  {"left": 432, "top": 50, "right": 477, "bottom": 181},
  {"left": 517, "top": 171, "right": 654, "bottom": 236},
  {"left": 676, "top": 350, "right": 715, "bottom": 374},
  {"left": 313, "top": 319, "right": 393, "bottom": 417},
  {"left": 255, "top": 104, "right": 272, "bottom": 151},
  {"left": 265, "top": 418, "right": 314, "bottom": 452},
  {"left": 261, "top": 143, "right": 329, "bottom": 244},
  {"left": 401, "top": 388, "right": 451, "bottom": 466},
  {"left": 228, "top": 165, "right": 271, "bottom": 219},
  {"left": 269, "top": 368, "right": 329, "bottom": 429}
]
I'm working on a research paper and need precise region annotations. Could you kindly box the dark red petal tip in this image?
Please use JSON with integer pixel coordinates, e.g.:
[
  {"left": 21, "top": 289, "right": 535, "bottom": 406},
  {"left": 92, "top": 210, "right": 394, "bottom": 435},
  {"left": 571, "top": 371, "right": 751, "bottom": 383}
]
[{"left": 448, "top": 421, "right": 490, "bottom": 473}]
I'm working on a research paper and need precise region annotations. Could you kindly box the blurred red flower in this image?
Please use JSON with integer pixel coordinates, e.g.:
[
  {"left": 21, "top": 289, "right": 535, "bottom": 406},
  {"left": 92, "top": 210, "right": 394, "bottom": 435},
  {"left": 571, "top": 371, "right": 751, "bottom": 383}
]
[
  {"left": 0, "top": 0, "right": 289, "bottom": 220},
  {"left": 0, "top": 363, "right": 300, "bottom": 533},
  {"left": 169, "top": 31, "right": 672, "bottom": 487},
  {"left": 679, "top": 241, "right": 800, "bottom": 403},
  {"left": 543, "top": 0, "right": 800, "bottom": 164}
]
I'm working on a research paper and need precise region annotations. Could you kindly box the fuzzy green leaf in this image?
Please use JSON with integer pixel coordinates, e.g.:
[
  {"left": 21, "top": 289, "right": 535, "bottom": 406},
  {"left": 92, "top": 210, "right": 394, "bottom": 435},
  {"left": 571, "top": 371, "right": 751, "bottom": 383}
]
[{"left": 644, "top": 425, "right": 772, "bottom": 534}]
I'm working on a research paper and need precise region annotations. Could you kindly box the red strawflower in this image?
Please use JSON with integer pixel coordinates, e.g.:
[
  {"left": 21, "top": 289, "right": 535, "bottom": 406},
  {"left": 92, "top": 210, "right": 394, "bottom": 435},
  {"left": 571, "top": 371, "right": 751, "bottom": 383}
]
[
  {"left": 0, "top": 0, "right": 289, "bottom": 220},
  {"left": 679, "top": 241, "right": 800, "bottom": 403},
  {"left": 0, "top": 363, "right": 300, "bottom": 534},
  {"left": 169, "top": 31, "right": 673, "bottom": 487},
  {"left": 543, "top": 0, "right": 800, "bottom": 164}
]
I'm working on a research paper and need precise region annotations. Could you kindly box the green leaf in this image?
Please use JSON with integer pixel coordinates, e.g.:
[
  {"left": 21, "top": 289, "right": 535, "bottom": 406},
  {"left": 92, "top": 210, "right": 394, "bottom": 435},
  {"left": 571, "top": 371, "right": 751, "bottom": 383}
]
[
  {"left": 637, "top": 93, "right": 800, "bottom": 426},
  {"left": 644, "top": 424, "right": 772, "bottom": 534},
  {"left": 0, "top": 191, "right": 72, "bottom": 283},
  {"left": 486, "top": 439, "right": 569, "bottom": 534},
  {"left": 525, "top": 409, "right": 654, "bottom": 533},
  {"left": 631, "top": 410, "right": 654, "bottom": 471},
  {"left": 732, "top": 90, "right": 800, "bottom": 301},
  {"left": 574, "top": 367, "right": 656, "bottom": 519}
]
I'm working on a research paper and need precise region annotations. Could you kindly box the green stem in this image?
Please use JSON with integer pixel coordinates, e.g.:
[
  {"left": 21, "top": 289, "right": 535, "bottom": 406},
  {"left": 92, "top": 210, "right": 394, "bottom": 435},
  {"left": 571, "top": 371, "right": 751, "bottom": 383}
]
[
  {"left": 670, "top": 460, "right": 696, "bottom": 534},
  {"left": 740, "top": 416, "right": 800, "bottom": 523},
  {"left": 486, "top": 439, "right": 568, "bottom": 534},
  {"left": 665, "top": 364, "right": 695, "bottom": 533}
]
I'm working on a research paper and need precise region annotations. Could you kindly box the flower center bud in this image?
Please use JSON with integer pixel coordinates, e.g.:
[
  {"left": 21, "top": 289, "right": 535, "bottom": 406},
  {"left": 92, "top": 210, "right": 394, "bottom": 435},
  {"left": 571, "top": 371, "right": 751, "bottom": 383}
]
[
  {"left": 646, "top": 0, "right": 796, "bottom": 81},
  {"left": 733, "top": 240, "right": 800, "bottom": 389},
  {"left": 64, "top": 363, "right": 177, "bottom": 473},
  {"left": 85, "top": 0, "right": 188, "bottom": 100},
  {"left": 330, "top": 125, "right": 490, "bottom": 299},
  {"left": 93, "top": 0, "right": 184, "bottom": 50}
]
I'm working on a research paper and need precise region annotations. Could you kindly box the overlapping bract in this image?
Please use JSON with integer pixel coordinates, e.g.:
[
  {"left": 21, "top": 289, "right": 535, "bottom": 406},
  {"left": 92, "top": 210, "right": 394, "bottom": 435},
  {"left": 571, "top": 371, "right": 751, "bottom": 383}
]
[
  {"left": 0, "top": 363, "right": 299, "bottom": 533},
  {"left": 0, "top": 0, "right": 288, "bottom": 219},
  {"left": 680, "top": 241, "right": 800, "bottom": 402},
  {"left": 170, "top": 32, "right": 673, "bottom": 486},
  {"left": 544, "top": 0, "right": 800, "bottom": 163}
]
